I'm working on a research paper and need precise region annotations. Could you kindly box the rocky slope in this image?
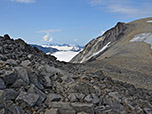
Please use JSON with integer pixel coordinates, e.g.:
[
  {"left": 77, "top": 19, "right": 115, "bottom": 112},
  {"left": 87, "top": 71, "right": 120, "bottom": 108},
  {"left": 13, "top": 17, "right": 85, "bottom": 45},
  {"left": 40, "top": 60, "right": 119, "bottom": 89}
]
[
  {"left": 70, "top": 22, "right": 127, "bottom": 63},
  {"left": 70, "top": 17, "right": 152, "bottom": 90},
  {"left": 0, "top": 34, "right": 152, "bottom": 114}
]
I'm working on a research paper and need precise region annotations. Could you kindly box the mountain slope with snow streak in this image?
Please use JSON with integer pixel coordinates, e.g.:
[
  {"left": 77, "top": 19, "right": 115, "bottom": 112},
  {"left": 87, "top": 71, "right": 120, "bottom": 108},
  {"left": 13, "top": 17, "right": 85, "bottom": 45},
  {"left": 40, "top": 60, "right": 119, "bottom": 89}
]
[{"left": 71, "top": 17, "right": 152, "bottom": 90}]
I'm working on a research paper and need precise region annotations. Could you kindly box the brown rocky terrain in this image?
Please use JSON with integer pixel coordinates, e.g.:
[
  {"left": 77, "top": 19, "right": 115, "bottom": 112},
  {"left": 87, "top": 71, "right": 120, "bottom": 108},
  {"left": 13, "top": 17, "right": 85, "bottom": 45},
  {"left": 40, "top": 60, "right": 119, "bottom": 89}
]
[
  {"left": 0, "top": 32, "right": 152, "bottom": 114},
  {"left": 71, "top": 17, "right": 152, "bottom": 90}
]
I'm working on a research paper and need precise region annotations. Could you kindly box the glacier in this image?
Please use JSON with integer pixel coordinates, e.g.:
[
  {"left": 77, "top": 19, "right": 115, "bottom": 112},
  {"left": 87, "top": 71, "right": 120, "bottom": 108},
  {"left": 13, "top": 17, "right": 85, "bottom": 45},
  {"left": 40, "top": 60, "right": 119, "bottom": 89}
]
[{"left": 51, "top": 51, "right": 79, "bottom": 62}]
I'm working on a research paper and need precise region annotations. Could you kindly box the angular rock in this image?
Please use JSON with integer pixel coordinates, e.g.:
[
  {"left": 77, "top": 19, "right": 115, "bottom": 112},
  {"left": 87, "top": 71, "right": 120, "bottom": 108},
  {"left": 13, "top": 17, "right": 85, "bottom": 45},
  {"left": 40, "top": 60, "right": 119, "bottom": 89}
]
[
  {"left": 68, "top": 82, "right": 94, "bottom": 94},
  {"left": 5, "top": 59, "right": 17, "bottom": 66},
  {"left": 0, "top": 70, "right": 4, "bottom": 75},
  {"left": 44, "top": 65, "right": 59, "bottom": 74},
  {"left": 16, "top": 91, "right": 39, "bottom": 107},
  {"left": 27, "top": 54, "right": 33, "bottom": 59},
  {"left": 12, "top": 79, "right": 26, "bottom": 88},
  {"left": 77, "top": 112, "right": 89, "bottom": 114},
  {"left": 9, "top": 104, "right": 24, "bottom": 114},
  {"left": 15, "top": 67, "right": 29, "bottom": 84},
  {"left": 143, "top": 108, "right": 152, "bottom": 114},
  {"left": 20, "top": 60, "right": 31, "bottom": 67},
  {"left": 0, "top": 90, "right": 4, "bottom": 102},
  {"left": 2, "top": 71, "right": 17, "bottom": 86},
  {"left": 94, "top": 106, "right": 106, "bottom": 114},
  {"left": 43, "top": 75, "right": 52, "bottom": 87},
  {"left": 0, "top": 78, "right": 6, "bottom": 89},
  {"left": 84, "top": 94, "right": 100, "bottom": 104},
  {"left": 0, "top": 54, "right": 7, "bottom": 61},
  {"left": 28, "top": 73, "right": 44, "bottom": 90},
  {"left": 60, "top": 110, "right": 76, "bottom": 114},
  {"left": 84, "top": 95, "right": 92, "bottom": 103},
  {"left": 136, "top": 107, "right": 143, "bottom": 114},
  {"left": 46, "top": 93, "right": 62, "bottom": 102},
  {"left": 0, "top": 109, "right": 5, "bottom": 114},
  {"left": 122, "top": 98, "right": 135, "bottom": 111},
  {"left": 44, "top": 108, "right": 59, "bottom": 114},
  {"left": 4, "top": 89, "right": 18, "bottom": 101},
  {"left": 60, "top": 75, "right": 70, "bottom": 82},
  {"left": 91, "top": 94, "right": 100, "bottom": 104},
  {"left": 108, "top": 92, "right": 121, "bottom": 102},
  {"left": 28, "top": 84, "right": 46, "bottom": 106},
  {"left": 74, "top": 93, "right": 85, "bottom": 102},
  {"left": 48, "top": 102, "right": 75, "bottom": 114},
  {"left": 68, "top": 93, "right": 78, "bottom": 102},
  {"left": 4, "top": 34, "right": 11, "bottom": 40},
  {"left": 71, "top": 103, "right": 94, "bottom": 114}
]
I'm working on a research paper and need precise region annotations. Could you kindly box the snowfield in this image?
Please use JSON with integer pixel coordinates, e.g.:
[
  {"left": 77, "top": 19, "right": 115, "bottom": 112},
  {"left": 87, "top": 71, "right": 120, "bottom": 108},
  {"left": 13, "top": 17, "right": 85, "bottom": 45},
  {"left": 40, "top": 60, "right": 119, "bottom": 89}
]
[
  {"left": 92, "top": 42, "right": 111, "bottom": 57},
  {"left": 50, "top": 45, "right": 73, "bottom": 51},
  {"left": 42, "top": 44, "right": 82, "bottom": 62},
  {"left": 80, "top": 42, "right": 111, "bottom": 63},
  {"left": 130, "top": 33, "right": 152, "bottom": 48},
  {"left": 147, "top": 20, "right": 152, "bottom": 23},
  {"left": 51, "top": 51, "right": 79, "bottom": 62}
]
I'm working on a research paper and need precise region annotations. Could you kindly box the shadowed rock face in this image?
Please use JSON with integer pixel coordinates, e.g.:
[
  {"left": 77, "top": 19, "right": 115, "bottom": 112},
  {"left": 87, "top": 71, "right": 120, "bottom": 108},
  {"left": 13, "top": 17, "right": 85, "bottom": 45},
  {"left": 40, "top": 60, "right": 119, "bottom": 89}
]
[{"left": 70, "top": 22, "right": 127, "bottom": 63}]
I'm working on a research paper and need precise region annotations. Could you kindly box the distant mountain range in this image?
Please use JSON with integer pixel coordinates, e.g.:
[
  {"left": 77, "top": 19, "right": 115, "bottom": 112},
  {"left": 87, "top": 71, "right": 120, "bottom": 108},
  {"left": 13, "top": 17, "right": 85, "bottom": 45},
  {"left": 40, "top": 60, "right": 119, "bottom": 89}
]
[
  {"left": 30, "top": 43, "right": 83, "bottom": 54},
  {"left": 30, "top": 43, "right": 83, "bottom": 62}
]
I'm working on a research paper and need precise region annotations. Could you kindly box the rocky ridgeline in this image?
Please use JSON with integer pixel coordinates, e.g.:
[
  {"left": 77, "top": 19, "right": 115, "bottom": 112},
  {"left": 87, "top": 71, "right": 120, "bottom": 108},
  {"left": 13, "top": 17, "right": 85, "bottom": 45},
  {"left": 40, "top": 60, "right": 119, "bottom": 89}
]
[
  {"left": 70, "top": 22, "right": 127, "bottom": 63},
  {"left": 0, "top": 34, "right": 152, "bottom": 114}
]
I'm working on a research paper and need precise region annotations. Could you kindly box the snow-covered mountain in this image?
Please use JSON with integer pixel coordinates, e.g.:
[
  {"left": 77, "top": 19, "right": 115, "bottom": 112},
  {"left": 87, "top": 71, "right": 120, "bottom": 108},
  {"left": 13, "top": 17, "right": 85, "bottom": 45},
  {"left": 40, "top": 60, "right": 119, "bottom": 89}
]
[
  {"left": 30, "top": 43, "right": 83, "bottom": 62},
  {"left": 41, "top": 43, "right": 82, "bottom": 52}
]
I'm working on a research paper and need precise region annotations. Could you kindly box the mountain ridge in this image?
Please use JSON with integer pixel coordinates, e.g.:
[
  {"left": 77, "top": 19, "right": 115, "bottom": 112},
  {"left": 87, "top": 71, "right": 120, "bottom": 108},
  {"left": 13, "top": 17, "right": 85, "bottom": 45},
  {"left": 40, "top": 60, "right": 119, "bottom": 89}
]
[
  {"left": 70, "top": 17, "right": 152, "bottom": 90},
  {"left": 70, "top": 22, "right": 127, "bottom": 63}
]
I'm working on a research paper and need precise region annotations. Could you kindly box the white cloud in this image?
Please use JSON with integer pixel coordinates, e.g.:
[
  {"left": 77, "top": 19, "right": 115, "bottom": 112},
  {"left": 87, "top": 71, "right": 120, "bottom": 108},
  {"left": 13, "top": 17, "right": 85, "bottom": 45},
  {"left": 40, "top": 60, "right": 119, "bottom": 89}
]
[
  {"left": 11, "top": 0, "right": 36, "bottom": 3},
  {"left": 74, "top": 39, "right": 78, "bottom": 42},
  {"left": 38, "top": 29, "right": 62, "bottom": 33},
  {"left": 43, "top": 33, "right": 50, "bottom": 41},
  {"left": 38, "top": 29, "right": 61, "bottom": 42},
  {"left": 49, "top": 37, "right": 53, "bottom": 42},
  {"left": 89, "top": 0, "right": 152, "bottom": 18}
]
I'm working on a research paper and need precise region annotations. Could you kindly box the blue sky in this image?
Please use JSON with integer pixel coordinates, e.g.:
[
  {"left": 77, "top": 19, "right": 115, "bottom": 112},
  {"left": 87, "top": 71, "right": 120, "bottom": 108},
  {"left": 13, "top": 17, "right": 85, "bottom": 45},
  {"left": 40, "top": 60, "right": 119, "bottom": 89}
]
[{"left": 0, "top": 0, "right": 152, "bottom": 45}]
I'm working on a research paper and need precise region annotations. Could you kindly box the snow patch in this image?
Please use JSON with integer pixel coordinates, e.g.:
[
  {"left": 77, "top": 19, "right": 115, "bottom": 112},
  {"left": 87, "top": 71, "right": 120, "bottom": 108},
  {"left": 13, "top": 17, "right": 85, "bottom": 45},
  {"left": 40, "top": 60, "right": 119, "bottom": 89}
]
[
  {"left": 130, "top": 33, "right": 152, "bottom": 48},
  {"left": 80, "top": 42, "right": 111, "bottom": 63},
  {"left": 50, "top": 51, "right": 79, "bottom": 62},
  {"left": 92, "top": 42, "right": 111, "bottom": 57},
  {"left": 147, "top": 20, "right": 152, "bottom": 23}
]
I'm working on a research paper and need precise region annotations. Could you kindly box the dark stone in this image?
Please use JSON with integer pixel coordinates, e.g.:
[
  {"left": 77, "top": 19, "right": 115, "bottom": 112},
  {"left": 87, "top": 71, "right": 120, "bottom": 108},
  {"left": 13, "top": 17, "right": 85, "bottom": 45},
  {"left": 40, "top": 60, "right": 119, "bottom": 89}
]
[
  {"left": 15, "top": 67, "right": 29, "bottom": 84},
  {"left": 46, "top": 93, "right": 62, "bottom": 102},
  {"left": 4, "top": 34, "right": 11, "bottom": 40},
  {"left": 28, "top": 84, "right": 46, "bottom": 106},
  {"left": 4, "top": 89, "right": 18, "bottom": 101},
  {"left": 3, "top": 71, "right": 17, "bottom": 86},
  {"left": 16, "top": 91, "right": 39, "bottom": 107},
  {"left": 9, "top": 104, "right": 24, "bottom": 114},
  {"left": 0, "top": 78, "right": 6, "bottom": 89}
]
